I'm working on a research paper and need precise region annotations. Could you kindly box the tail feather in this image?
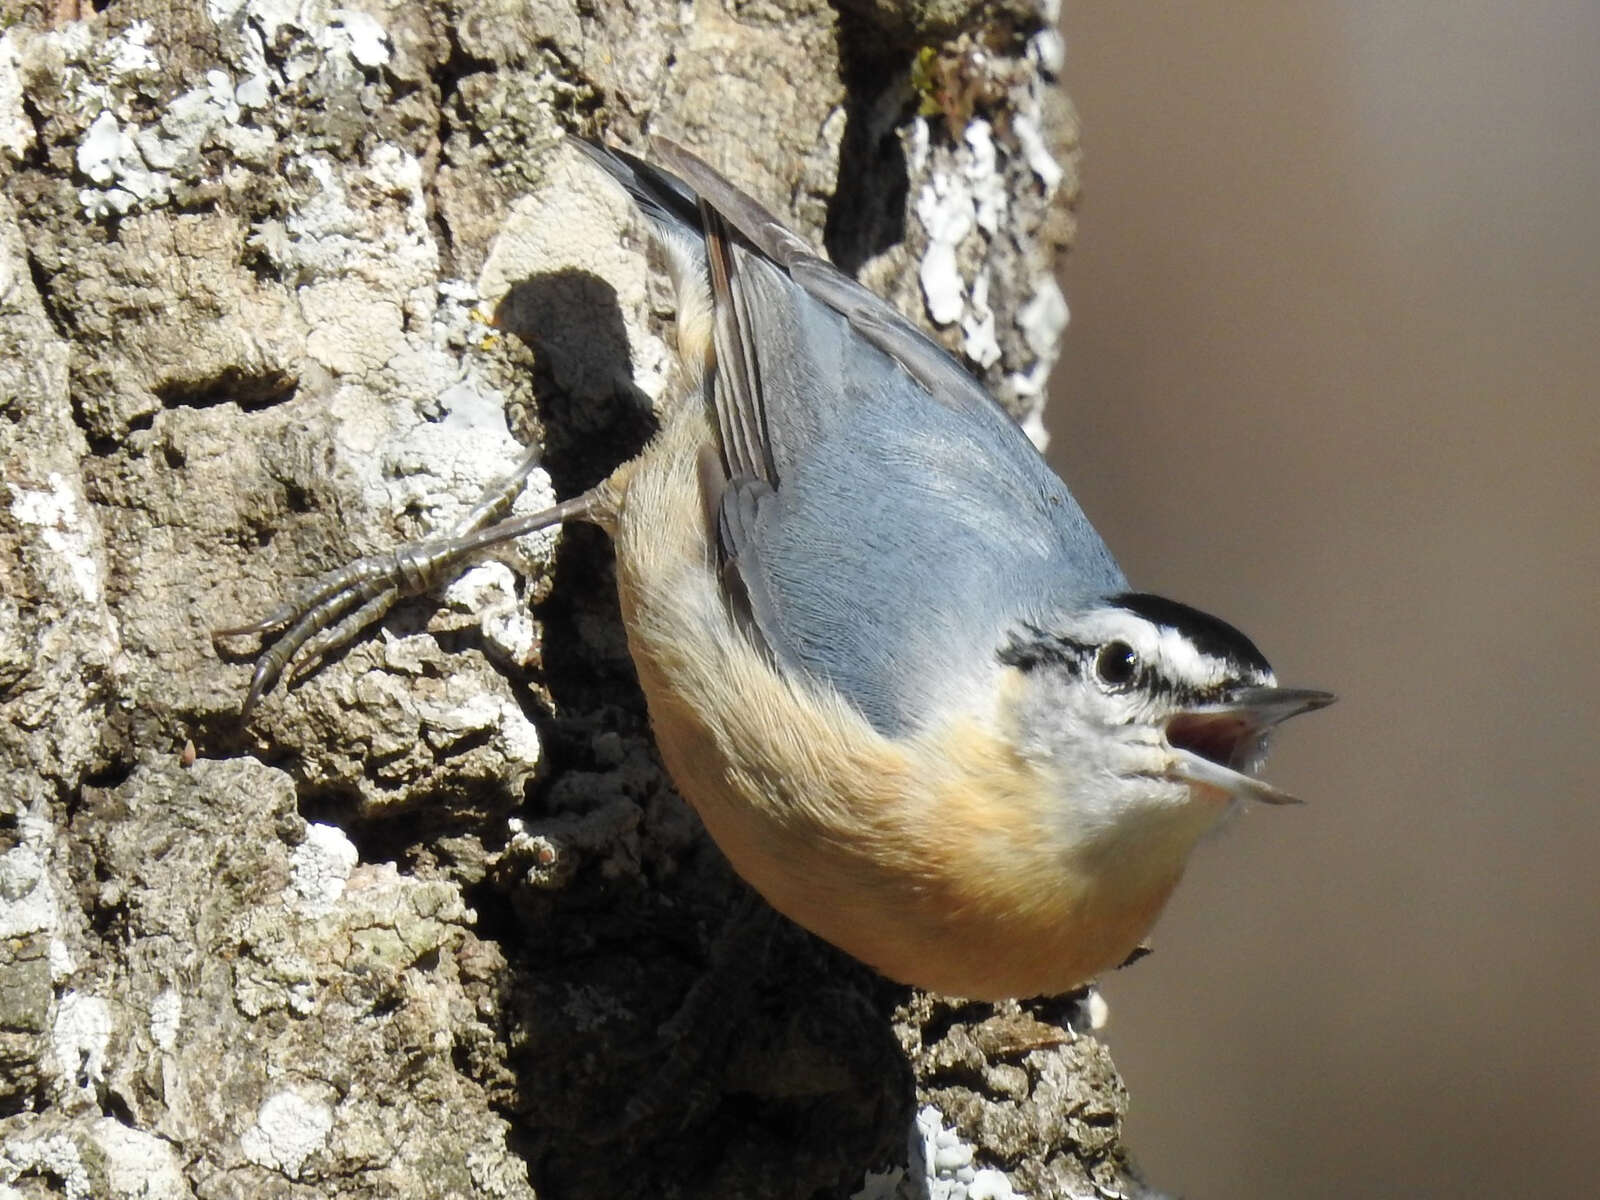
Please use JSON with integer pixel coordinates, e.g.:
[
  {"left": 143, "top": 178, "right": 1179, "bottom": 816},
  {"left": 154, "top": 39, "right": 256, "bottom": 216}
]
[
  {"left": 568, "top": 136, "right": 715, "bottom": 377},
  {"left": 566, "top": 136, "right": 699, "bottom": 234},
  {"left": 585, "top": 136, "right": 1004, "bottom": 426}
]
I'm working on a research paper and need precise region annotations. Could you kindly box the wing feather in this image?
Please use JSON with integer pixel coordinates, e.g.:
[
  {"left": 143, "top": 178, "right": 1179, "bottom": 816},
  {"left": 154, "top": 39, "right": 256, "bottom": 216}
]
[{"left": 580, "top": 136, "right": 1127, "bottom": 735}]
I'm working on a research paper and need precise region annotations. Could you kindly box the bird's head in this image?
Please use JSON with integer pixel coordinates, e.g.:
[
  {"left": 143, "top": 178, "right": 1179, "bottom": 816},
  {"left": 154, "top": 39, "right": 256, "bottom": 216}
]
[{"left": 998, "top": 592, "right": 1334, "bottom": 856}]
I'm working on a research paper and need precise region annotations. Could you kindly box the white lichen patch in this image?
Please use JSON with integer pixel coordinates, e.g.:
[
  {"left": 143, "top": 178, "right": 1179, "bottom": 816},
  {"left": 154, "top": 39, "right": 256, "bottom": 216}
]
[
  {"left": 69, "top": 5, "right": 402, "bottom": 221},
  {"left": 1005, "top": 361, "right": 1051, "bottom": 407},
  {"left": 0, "top": 1133, "right": 92, "bottom": 1200},
  {"left": 74, "top": 59, "right": 267, "bottom": 218},
  {"left": 964, "top": 121, "right": 1008, "bottom": 236},
  {"left": 106, "top": 19, "right": 160, "bottom": 76},
  {"left": 9, "top": 472, "right": 103, "bottom": 606},
  {"left": 301, "top": 277, "right": 407, "bottom": 375},
  {"left": 203, "top": 0, "right": 387, "bottom": 99},
  {"left": 51, "top": 991, "right": 112, "bottom": 1091},
  {"left": 206, "top": 0, "right": 251, "bottom": 27},
  {"left": 967, "top": 1167, "right": 1026, "bottom": 1200},
  {"left": 382, "top": 376, "right": 559, "bottom": 574},
  {"left": 0, "top": 33, "right": 34, "bottom": 161},
  {"left": 852, "top": 1104, "right": 1026, "bottom": 1200},
  {"left": 911, "top": 1105, "right": 1025, "bottom": 1200},
  {"left": 323, "top": 8, "right": 391, "bottom": 70},
  {"left": 48, "top": 939, "right": 77, "bottom": 983},
  {"left": 1015, "top": 279, "right": 1069, "bottom": 365},
  {"left": 75, "top": 111, "right": 147, "bottom": 218},
  {"left": 894, "top": 20, "right": 1077, "bottom": 428},
  {"left": 444, "top": 562, "right": 541, "bottom": 667},
  {"left": 416, "top": 691, "right": 542, "bottom": 769},
  {"left": 88, "top": 1118, "right": 189, "bottom": 1200},
  {"left": 1011, "top": 110, "right": 1063, "bottom": 194},
  {"left": 442, "top": 561, "right": 518, "bottom": 612},
  {"left": 1020, "top": 408, "right": 1051, "bottom": 454},
  {"left": 961, "top": 270, "right": 1001, "bottom": 369},
  {"left": 240, "top": 1089, "right": 333, "bottom": 1178},
  {"left": 1027, "top": 26, "right": 1065, "bottom": 78},
  {"left": 0, "top": 807, "right": 77, "bottom": 1019},
  {"left": 148, "top": 68, "right": 273, "bottom": 164},
  {"left": 1081, "top": 986, "right": 1109, "bottom": 1032},
  {"left": 288, "top": 823, "right": 359, "bottom": 917},
  {"left": 258, "top": 147, "right": 435, "bottom": 288},
  {"left": 0, "top": 837, "right": 60, "bottom": 941},
  {"left": 1006, "top": 284, "right": 1069, "bottom": 414},
  {"left": 914, "top": 119, "right": 1011, "bottom": 334},
  {"left": 148, "top": 987, "right": 182, "bottom": 1050},
  {"left": 914, "top": 156, "right": 974, "bottom": 327}
]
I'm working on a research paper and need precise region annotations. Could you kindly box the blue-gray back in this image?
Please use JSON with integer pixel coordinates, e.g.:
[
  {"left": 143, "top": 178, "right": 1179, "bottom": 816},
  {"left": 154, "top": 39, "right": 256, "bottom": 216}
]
[
  {"left": 579, "top": 138, "right": 1126, "bottom": 736},
  {"left": 729, "top": 258, "right": 1125, "bottom": 734}
]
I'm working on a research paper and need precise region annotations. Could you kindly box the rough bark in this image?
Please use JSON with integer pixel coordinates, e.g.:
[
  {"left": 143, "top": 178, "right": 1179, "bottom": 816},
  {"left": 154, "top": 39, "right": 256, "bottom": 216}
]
[{"left": 0, "top": 0, "right": 1162, "bottom": 1195}]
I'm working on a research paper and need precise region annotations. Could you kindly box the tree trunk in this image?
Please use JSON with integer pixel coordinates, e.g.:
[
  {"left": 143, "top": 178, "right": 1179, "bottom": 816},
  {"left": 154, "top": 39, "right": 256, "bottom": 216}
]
[{"left": 0, "top": 0, "right": 1160, "bottom": 1195}]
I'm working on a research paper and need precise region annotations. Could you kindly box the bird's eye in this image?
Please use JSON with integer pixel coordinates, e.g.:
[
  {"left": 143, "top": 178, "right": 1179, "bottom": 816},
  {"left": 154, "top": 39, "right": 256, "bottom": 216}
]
[{"left": 1095, "top": 641, "right": 1138, "bottom": 688}]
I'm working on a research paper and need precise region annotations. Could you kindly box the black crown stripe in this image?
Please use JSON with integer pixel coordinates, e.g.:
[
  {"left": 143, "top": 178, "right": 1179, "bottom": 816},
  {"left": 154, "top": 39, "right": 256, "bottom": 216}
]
[{"left": 1110, "top": 592, "right": 1272, "bottom": 676}]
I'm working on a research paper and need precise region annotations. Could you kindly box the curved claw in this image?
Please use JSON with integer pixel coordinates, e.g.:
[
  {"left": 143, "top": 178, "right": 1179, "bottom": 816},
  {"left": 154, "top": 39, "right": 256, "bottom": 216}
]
[
  {"left": 216, "top": 482, "right": 605, "bottom": 721},
  {"left": 223, "top": 567, "right": 390, "bottom": 718},
  {"left": 238, "top": 656, "right": 280, "bottom": 721},
  {"left": 212, "top": 603, "right": 297, "bottom": 640}
]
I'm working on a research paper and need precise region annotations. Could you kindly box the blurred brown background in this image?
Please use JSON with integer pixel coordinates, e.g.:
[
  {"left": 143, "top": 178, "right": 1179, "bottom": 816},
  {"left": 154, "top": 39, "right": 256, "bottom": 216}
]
[{"left": 1049, "top": 3, "right": 1600, "bottom": 1196}]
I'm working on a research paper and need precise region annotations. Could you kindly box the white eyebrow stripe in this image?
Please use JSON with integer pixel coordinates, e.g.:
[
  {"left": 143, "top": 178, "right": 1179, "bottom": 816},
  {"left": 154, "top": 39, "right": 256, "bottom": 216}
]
[{"left": 1048, "top": 610, "right": 1275, "bottom": 692}]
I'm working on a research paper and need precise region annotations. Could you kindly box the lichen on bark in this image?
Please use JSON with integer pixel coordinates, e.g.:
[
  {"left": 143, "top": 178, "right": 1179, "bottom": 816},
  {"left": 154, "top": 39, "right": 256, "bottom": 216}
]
[{"left": 0, "top": 0, "right": 1161, "bottom": 1195}]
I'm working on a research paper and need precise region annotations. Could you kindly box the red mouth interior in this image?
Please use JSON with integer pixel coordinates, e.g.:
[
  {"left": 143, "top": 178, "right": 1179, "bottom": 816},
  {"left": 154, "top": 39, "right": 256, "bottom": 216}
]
[{"left": 1166, "top": 712, "right": 1255, "bottom": 770}]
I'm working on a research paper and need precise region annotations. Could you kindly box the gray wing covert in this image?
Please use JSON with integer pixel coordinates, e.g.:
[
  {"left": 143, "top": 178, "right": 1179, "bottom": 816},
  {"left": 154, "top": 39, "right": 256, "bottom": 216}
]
[{"left": 650, "top": 140, "right": 1127, "bottom": 736}]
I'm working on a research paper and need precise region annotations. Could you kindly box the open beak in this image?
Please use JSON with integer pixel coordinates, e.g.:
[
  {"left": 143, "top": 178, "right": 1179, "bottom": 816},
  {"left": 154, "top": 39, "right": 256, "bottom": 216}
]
[{"left": 1165, "top": 686, "right": 1335, "bottom": 805}]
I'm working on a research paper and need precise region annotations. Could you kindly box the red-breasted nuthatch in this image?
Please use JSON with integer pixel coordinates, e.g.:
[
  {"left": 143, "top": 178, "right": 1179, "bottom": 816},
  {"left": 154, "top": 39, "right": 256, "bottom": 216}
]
[{"left": 220, "top": 138, "right": 1332, "bottom": 1000}]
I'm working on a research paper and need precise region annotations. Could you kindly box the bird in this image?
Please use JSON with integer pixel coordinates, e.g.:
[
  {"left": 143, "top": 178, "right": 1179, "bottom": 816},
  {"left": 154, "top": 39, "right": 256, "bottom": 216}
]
[{"left": 218, "top": 136, "right": 1333, "bottom": 1001}]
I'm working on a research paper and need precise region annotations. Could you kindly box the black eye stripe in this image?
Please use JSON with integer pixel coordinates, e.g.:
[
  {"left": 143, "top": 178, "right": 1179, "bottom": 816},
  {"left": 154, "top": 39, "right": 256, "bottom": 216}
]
[
  {"left": 1000, "top": 623, "right": 1255, "bottom": 707},
  {"left": 998, "top": 624, "right": 1088, "bottom": 673}
]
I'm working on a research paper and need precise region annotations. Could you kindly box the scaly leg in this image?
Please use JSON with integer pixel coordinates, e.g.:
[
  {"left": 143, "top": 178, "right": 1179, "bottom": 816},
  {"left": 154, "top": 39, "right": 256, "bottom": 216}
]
[{"left": 215, "top": 447, "right": 605, "bottom": 718}]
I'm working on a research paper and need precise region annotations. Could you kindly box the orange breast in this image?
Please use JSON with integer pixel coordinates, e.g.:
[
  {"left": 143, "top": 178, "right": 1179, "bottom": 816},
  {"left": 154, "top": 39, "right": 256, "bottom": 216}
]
[{"left": 606, "top": 410, "right": 1190, "bottom": 999}]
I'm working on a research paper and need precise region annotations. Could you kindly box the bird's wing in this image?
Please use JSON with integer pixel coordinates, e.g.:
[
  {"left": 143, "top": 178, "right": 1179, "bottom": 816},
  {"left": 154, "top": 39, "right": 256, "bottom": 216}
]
[{"left": 580, "top": 137, "right": 1126, "bottom": 736}]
